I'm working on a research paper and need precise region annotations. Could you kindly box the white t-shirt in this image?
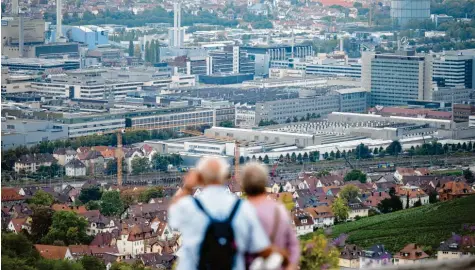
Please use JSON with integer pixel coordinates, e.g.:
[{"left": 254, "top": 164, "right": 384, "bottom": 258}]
[{"left": 169, "top": 185, "right": 270, "bottom": 270}]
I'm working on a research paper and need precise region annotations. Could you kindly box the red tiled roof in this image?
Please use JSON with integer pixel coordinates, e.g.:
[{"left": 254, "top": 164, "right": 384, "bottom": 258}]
[
  {"left": 1, "top": 188, "right": 24, "bottom": 202},
  {"left": 394, "top": 243, "right": 429, "bottom": 260},
  {"left": 35, "top": 245, "right": 69, "bottom": 260}
]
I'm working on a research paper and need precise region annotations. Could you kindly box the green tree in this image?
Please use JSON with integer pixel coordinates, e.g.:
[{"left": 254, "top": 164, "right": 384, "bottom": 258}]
[
  {"left": 28, "top": 190, "right": 54, "bottom": 206},
  {"left": 138, "top": 187, "right": 163, "bottom": 203},
  {"left": 78, "top": 186, "right": 102, "bottom": 204},
  {"left": 335, "top": 150, "right": 341, "bottom": 159},
  {"left": 285, "top": 118, "right": 292, "bottom": 123},
  {"left": 297, "top": 153, "right": 303, "bottom": 163},
  {"left": 291, "top": 152, "right": 297, "bottom": 162},
  {"left": 373, "top": 148, "right": 379, "bottom": 155},
  {"left": 79, "top": 255, "right": 106, "bottom": 270},
  {"left": 218, "top": 120, "right": 235, "bottom": 128},
  {"left": 42, "top": 211, "right": 89, "bottom": 245},
  {"left": 386, "top": 140, "right": 402, "bottom": 156},
  {"left": 30, "top": 206, "right": 54, "bottom": 243},
  {"left": 239, "top": 156, "right": 245, "bottom": 164},
  {"left": 339, "top": 185, "right": 360, "bottom": 202},
  {"left": 128, "top": 40, "right": 134, "bottom": 56},
  {"left": 100, "top": 191, "right": 124, "bottom": 216},
  {"left": 2, "top": 232, "right": 39, "bottom": 265},
  {"left": 354, "top": 143, "right": 371, "bottom": 159},
  {"left": 344, "top": 169, "right": 367, "bottom": 183},
  {"left": 37, "top": 259, "right": 85, "bottom": 270},
  {"left": 85, "top": 200, "right": 101, "bottom": 210},
  {"left": 131, "top": 157, "right": 150, "bottom": 175},
  {"left": 300, "top": 234, "right": 339, "bottom": 270},
  {"left": 303, "top": 152, "right": 309, "bottom": 162},
  {"left": 463, "top": 169, "right": 474, "bottom": 184},
  {"left": 263, "top": 155, "right": 269, "bottom": 164},
  {"left": 377, "top": 195, "right": 403, "bottom": 213},
  {"left": 2, "top": 256, "right": 37, "bottom": 270},
  {"left": 331, "top": 197, "right": 349, "bottom": 222},
  {"left": 293, "top": 116, "right": 298, "bottom": 122},
  {"left": 413, "top": 198, "right": 422, "bottom": 207}
]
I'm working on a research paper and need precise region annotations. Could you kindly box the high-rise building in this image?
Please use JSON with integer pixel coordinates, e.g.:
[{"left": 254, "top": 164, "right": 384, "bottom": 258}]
[
  {"left": 208, "top": 46, "right": 255, "bottom": 75},
  {"left": 390, "top": 0, "right": 430, "bottom": 26},
  {"left": 431, "top": 52, "right": 474, "bottom": 89},
  {"left": 169, "top": 2, "right": 184, "bottom": 47},
  {"left": 362, "top": 51, "right": 432, "bottom": 106}
]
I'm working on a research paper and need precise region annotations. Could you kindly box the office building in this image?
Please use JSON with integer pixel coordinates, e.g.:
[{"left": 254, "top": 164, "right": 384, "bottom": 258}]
[
  {"left": 305, "top": 63, "right": 362, "bottom": 78},
  {"left": 453, "top": 104, "right": 475, "bottom": 123},
  {"left": 362, "top": 51, "right": 432, "bottom": 106},
  {"left": 431, "top": 52, "right": 474, "bottom": 89},
  {"left": 208, "top": 46, "right": 255, "bottom": 75},
  {"left": 2, "top": 58, "right": 80, "bottom": 72},
  {"left": 255, "top": 87, "right": 368, "bottom": 124},
  {"left": 241, "top": 44, "right": 313, "bottom": 76},
  {"left": 431, "top": 86, "right": 473, "bottom": 104},
  {"left": 390, "top": 0, "right": 430, "bottom": 26},
  {"left": 201, "top": 100, "right": 236, "bottom": 126}
]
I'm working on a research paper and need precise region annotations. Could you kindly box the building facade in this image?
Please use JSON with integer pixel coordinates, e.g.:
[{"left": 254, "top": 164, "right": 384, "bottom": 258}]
[{"left": 362, "top": 51, "right": 432, "bottom": 106}]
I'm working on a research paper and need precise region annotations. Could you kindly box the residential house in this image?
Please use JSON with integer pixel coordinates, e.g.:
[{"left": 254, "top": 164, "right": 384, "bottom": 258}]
[
  {"left": 137, "top": 253, "right": 177, "bottom": 269},
  {"left": 14, "top": 153, "right": 56, "bottom": 173},
  {"left": 90, "top": 231, "right": 119, "bottom": 247},
  {"left": 437, "top": 235, "right": 475, "bottom": 260},
  {"left": 35, "top": 245, "right": 73, "bottom": 260},
  {"left": 394, "top": 168, "right": 416, "bottom": 183},
  {"left": 362, "top": 191, "right": 391, "bottom": 208},
  {"left": 92, "top": 146, "right": 116, "bottom": 161},
  {"left": 1, "top": 188, "right": 25, "bottom": 207},
  {"left": 304, "top": 206, "right": 335, "bottom": 228},
  {"left": 122, "top": 201, "right": 169, "bottom": 219},
  {"left": 116, "top": 223, "right": 156, "bottom": 256},
  {"left": 359, "top": 245, "right": 392, "bottom": 269},
  {"left": 7, "top": 217, "right": 28, "bottom": 233},
  {"left": 62, "top": 185, "right": 80, "bottom": 202},
  {"left": 51, "top": 204, "right": 88, "bottom": 215},
  {"left": 68, "top": 245, "right": 91, "bottom": 259},
  {"left": 86, "top": 215, "right": 118, "bottom": 236},
  {"left": 438, "top": 180, "right": 474, "bottom": 202},
  {"left": 267, "top": 182, "right": 281, "bottom": 193},
  {"left": 53, "top": 148, "right": 77, "bottom": 166},
  {"left": 78, "top": 150, "right": 105, "bottom": 175},
  {"left": 348, "top": 199, "right": 369, "bottom": 221},
  {"left": 339, "top": 244, "right": 363, "bottom": 269},
  {"left": 397, "top": 186, "right": 430, "bottom": 209},
  {"left": 141, "top": 144, "right": 157, "bottom": 162},
  {"left": 124, "top": 149, "right": 144, "bottom": 173},
  {"left": 65, "top": 158, "right": 87, "bottom": 177},
  {"left": 393, "top": 243, "right": 429, "bottom": 265},
  {"left": 291, "top": 210, "right": 314, "bottom": 236}
]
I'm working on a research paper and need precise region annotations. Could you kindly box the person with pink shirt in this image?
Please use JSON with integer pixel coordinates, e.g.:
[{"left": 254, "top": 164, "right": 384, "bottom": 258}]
[{"left": 241, "top": 162, "right": 300, "bottom": 270}]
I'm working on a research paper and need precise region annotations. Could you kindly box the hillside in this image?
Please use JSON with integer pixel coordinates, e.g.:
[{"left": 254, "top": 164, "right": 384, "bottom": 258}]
[{"left": 330, "top": 195, "right": 475, "bottom": 253}]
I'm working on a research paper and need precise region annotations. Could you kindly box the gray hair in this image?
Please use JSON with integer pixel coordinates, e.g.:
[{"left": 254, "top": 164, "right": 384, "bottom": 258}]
[
  {"left": 196, "top": 156, "right": 230, "bottom": 185},
  {"left": 240, "top": 162, "right": 269, "bottom": 196}
]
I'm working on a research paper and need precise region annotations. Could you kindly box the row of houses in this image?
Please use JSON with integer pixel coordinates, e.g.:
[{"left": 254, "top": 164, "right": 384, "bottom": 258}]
[
  {"left": 14, "top": 144, "right": 159, "bottom": 177},
  {"left": 339, "top": 237, "right": 475, "bottom": 269}
]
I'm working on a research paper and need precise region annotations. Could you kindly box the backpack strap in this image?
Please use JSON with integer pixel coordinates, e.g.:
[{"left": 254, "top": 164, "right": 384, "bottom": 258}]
[
  {"left": 193, "top": 197, "right": 214, "bottom": 221},
  {"left": 269, "top": 205, "right": 280, "bottom": 243},
  {"left": 226, "top": 199, "right": 242, "bottom": 223}
]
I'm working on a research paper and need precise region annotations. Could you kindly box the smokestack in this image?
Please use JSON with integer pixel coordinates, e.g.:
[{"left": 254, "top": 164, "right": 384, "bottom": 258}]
[
  {"left": 56, "top": 0, "right": 63, "bottom": 41},
  {"left": 19, "top": 16, "right": 24, "bottom": 57},
  {"left": 339, "top": 38, "right": 343, "bottom": 52},
  {"left": 12, "top": 0, "right": 18, "bottom": 15}
]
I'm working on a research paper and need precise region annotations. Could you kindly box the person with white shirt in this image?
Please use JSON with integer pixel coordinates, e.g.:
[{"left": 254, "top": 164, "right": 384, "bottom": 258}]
[{"left": 169, "top": 157, "right": 281, "bottom": 270}]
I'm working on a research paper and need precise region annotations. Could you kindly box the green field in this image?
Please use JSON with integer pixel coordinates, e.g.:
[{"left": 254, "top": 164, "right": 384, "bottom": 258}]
[{"left": 329, "top": 195, "right": 475, "bottom": 253}]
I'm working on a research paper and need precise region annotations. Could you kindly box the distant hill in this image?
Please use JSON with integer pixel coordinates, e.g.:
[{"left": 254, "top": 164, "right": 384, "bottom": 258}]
[{"left": 329, "top": 195, "right": 475, "bottom": 253}]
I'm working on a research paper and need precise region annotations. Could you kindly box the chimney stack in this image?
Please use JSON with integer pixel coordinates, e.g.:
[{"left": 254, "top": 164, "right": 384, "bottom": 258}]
[
  {"left": 18, "top": 15, "right": 24, "bottom": 58},
  {"left": 12, "top": 0, "right": 19, "bottom": 15},
  {"left": 56, "top": 0, "right": 63, "bottom": 41}
]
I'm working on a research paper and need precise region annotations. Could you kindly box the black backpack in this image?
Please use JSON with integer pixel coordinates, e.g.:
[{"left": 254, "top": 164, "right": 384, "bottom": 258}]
[{"left": 193, "top": 197, "right": 242, "bottom": 270}]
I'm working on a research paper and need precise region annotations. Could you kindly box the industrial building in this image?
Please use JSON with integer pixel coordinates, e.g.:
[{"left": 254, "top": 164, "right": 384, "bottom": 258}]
[
  {"left": 1, "top": 16, "right": 46, "bottom": 58},
  {"left": 2, "top": 58, "right": 80, "bottom": 72},
  {"left": 1, "top": 119, "right": 68, "bottom": 150},
  {"left": 431, "top": 51, "right": 475, "bottom": 89},
  {"left": 254, "top": 85, "right": 368, "bottom": 124}
]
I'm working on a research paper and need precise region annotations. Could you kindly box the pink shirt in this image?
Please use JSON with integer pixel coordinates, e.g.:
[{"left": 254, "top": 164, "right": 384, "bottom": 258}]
[{"left": 252, "top": 199, "right": 301, "bottom": 264}]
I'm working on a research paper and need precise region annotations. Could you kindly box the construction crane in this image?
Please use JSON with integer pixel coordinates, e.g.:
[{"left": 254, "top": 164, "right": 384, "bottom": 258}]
[
  {"left": 180, "top": 129, "right": 243, "bottom": 180},
  {"left": 96, "top": 122, "right": 210, "bottom": 186},
  {"left": 336, "top": 146, "right": 355, "bottom": 170}
]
